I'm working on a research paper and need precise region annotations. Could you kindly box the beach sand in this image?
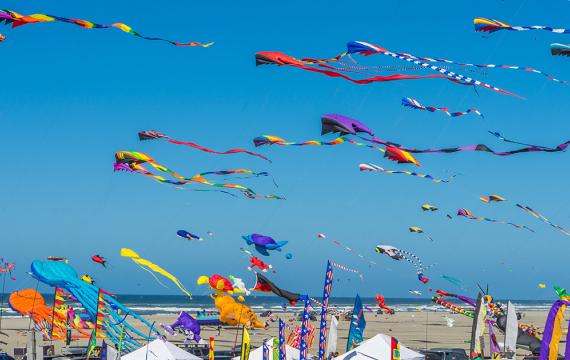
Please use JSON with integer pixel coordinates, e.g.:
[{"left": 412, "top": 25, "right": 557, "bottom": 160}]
[{"left": 0, "top": 311, "right": 560, "bottom": 358}]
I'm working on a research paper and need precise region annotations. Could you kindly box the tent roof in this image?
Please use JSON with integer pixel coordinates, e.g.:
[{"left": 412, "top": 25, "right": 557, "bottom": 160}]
[
  {"left": 121, "top": 339, "right": 202, "bottom": 360},
  {"left": 232, "top": 338, "right": 313, "bottom": 360},
  {"left": 335, "top": 334, "right": 424, "bottom": 360}
]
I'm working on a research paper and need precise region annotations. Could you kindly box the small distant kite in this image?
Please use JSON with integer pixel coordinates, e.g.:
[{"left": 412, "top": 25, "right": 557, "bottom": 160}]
[
  {"left": 285, "top": 253, "right": 293, "bottom": 260},
  {"left": 91, "top": 255, "right": 107, "bottom": 268},
  {"left": 242, "top": 233, "right": 288, "bottom": 256},
  {"left": 421, "top": 204, "right": 438, "bottom": 211},
  {"left": 317, "top": 233, "right": 327, "bottom": 239},
  {"left": 409, "top": 290, "right": 422, "bottom": 296},
  {"left": 47, "top": 256, "right": 68, "bottom": 263},
  {"left": 475, "top": 17, "right": 570, "bottom": 35},
  {"left": 457, "top": 209, "right": 534, "bottom": 232},
  {"left": 409, "top": 226, "right": 433, "bottom": 242},
  {"left": 538, "top": 283, "right": 546, "bottom": 289},
  {"left": 551, "top": 43, "right": 570, "bottom": 57},
  {"left": 0, "top": 9, "right": 213, "bottom": 47},
  {"left": 360, "top": 164, "right": 452, "bottom": 183},
  {"left": 81, "top": 274, "right": 94, "bottom": 284},
  {"left": 0, "top": 33, "right": 5, "bottom": 42},
  {"left": 480, "top": 195, "right": 506, "bottom": 203},
  {"left": 375, "top": 294, "right": 395, "bottom": 315},
  {"left": 177, "top": 230, "right": 202, "bottom": 241},
  {"left": 402, "top": 98, "right": 483, "bottom": 118}
]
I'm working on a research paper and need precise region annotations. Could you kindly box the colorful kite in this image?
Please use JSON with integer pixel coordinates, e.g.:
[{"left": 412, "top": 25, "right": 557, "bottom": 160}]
[
  {"left": 197, "top": 274, "right": 238, "bottom": 293},
  {"left": 138, "top": 130, "right": 270, "bottom": 162},
  {"left": 0, "top": 259, "right": 15, "bottom": 280},
  {"left": 81, "top": 275, "right": 94, "bottom": 284},
  {"left": 457, "top": 208, "right": 534, "bottom": 232},
  {"left": 91, "top": 255, "right": 107, "bottom": 268},
  {"left": 0, "top": 9, "right": 213, "bottom": 47},
  {"left": 120, "top": 248, "right": 192, "bottom": 299},
  {"left": 409, "top": 226, "right": 433, "bottom": 242},
  {"left": 228, "top": 275, "right": 251, "bottom": 296},
  {"left": 161, "top": 311, "right": 201, "bottom": 344},
  {"left": 375, "top": 294, "right": 395, "bottom": 315},
  {"left": 421, "top": 204, "right": 438, "bottom": 211},
  {"left": 516, "top": 204, "right": 570, "bottom": 236},
  {"left": 211, "top": 292, "right": 265, "bottom": 328},
  {"left": 252, "top": 273, "right": 301, "bottom": 305},
  {"left": 475, "top": 18, "right": 570, "bottom": 35},
  {"left": 402, "top": 98, "right": 483, "bottom": 118},
  {"left": 359, "top": 163, "right": 453, "bottom": 183},
  {"left": 47, "top": 256, "right": 68, "bottom": 263},
  {"left": 114, "top": 151, "right": 283, "bottom": 200},
  {"left": 242, "top": 233, "right": 288, "bottom": 256},
  {"left": 384, "top": 146, "right": 420, "bottom": 166},
  {"left": 317, "top": 233, "right": 327, "bottom": 238},
  {"left": 551, "top": 43, "right": 570, "bottom": 57},
  {"left": 177, "top": 230, "right": 202, "bottom": 241},
  {"left": 409, "top": 290, "right": 422, "bottom": 296},
  {"left": 480, "top": 195, "right": 506, "bottom": 203},
  {"left": 375, "top": 245, "right": 430, "bottom": 284},
  {"left": 247, "top": 255, "right": 273, "bottom": 272}
]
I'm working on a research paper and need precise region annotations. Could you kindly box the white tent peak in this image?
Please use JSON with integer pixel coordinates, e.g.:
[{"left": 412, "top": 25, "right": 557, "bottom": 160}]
[
  {"left": 121, "top": 339, "right": 202, "bottom": 360},
  {"left": 335, "top": 334, "right": 424, "bottom": 360}
]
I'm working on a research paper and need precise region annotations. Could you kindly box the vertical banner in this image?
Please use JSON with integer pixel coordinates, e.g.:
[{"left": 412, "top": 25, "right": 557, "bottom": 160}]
[
  {"left": 87, "top": 289, "right": 102, "bottom": 360},
  {"left": 318, "top": 261, "right": 334, "bottom": 360},
  {"left": 272, "top": 338, "right": 279, "bottom": 360},
  {"left": 279, "top": 319, "right": 286, "bottom": 360},
  {"left": 263, "top": 339, "right": 270, "bottom": 360},
  {"left": 390, "top": 336, "right": 400, "bottom": 360},
  {"left": 209, "top": 337, "right": 215, "bottom": 360},
  {"left": 325, "top": 316, "right": 339, "bottom": 355},
  {"left": 299, "top": 295, "right": 311, "bottom": 360},
  {"left": 346, "top": 294, "right": 366, "bottom": 351},
  {"left": 241, "top": 326, "right": 251, "bottom": 360}
]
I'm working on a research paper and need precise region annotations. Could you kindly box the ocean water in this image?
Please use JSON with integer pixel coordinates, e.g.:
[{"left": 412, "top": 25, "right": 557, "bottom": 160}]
[{"left": 0, "top": 295, "right": 552, "bottom": 318}]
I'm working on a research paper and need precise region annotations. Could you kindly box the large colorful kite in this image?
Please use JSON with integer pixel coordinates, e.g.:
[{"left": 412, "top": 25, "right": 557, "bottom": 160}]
[
  {"left": 359, "top": 163, "right": 453, "bottom": 183},
  {"left": 457, "top": 209, "right": 534, "bottom": 232},
  {"left": 402, "top": 97, "right": 483, "bottom": 118},
  {"left": 161, "top": 311, "right": 202, "bottom": 344},
  {"left": 242, "top": 233, "right": 288, "bottom": 256},
  {"left": 211, "top": 292, "right": 265, "bottom": 328},
  {"left": 138, "top": 130, "right": 270, "bottom": 162},
  {"left": 0, "top": 9, "right": 213, "bottom": 47}
]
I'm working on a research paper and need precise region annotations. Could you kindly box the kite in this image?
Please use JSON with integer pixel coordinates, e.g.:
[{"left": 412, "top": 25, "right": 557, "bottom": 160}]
[
  {"left": 161, "top": 311, "right": 201, "bottom": 344},
  {"left": 30, "top": 260, "right": 159, "bottom": 352},
  {"left": 285, "top": 253, "right": 293, "bottom": 260},
  {"left": 402, "top": 97, "right": 483, "bottom": 118},
  {"left": 252, "top": 273, "right": 301, "bottom": 305},
  {"left": 197, "top": 274, "right": 238, "bottom": 293},
  {"left": 375, "top": 245, "right": 431, "bottom": 284},
  {"left": 317, "top": 233, "right": 327, "bottom": 238},
  {"left": 457, "top": 208, "right": 534, "bottom": 232},
  {"left": 247, "top": 255, "right": 273, "bottom": 272},
  {"left": 177, "top": 230, "right": 202, "bottom": 241},
  {"left": 138, "top": 130, "right": 270, "bottom": 162},
  {"left": 47, "top": 256, "right": 68, "bottom": 263},
  {"left": 81, "top": 275, "right": 94, "bottom": 284},
  {"left": 0, "top": 260, "right": 16, "bottom": 280},
  {"left": 538, "top": 284, "right": 547, "bottom": 289},
  {"left": 228, "top": 275, "right": 251, "bottom": 296},
  {"left": 475, "top": 17, "right": 570, "bottom": 35},
  {"left": 375, "top": 294, "right": 395, "bottom": 315},
  {"left": 516, "top": 204, "right": 570, "bottom": 236},
  {"left": 211, "top": 292, "right": 265, "bottom": 328},
  {"left": 0, "top": 33, "right": 5, "bottom": 42},
  {"left": 0, "top": 9, "right": 213, "bottom": 47},
  {"left": 242, "top": 233, "right": 288, "bottom": 256},
  {"left": 384, "top": 146, "right": 420, "bottom": 166},
  {"left": 551, "top": 43, "right": 570, "bottom": 57},
  {"left": 121, "top": 248, "right": 192, "bottom": 299},
  {"left": 91, "top": 255, "right": 107, "bottom": 268},
  {"left": 409, "top": 290, "right": 422, "bottom": 296},
  {"left": 409, "top": 226, "right": 433, "bottom": 242},
  {"left": 480, "top": 195, "right": 506, "bottom": 203},
  {"left": 321, "top": 113, "right": 374, "bottom": 136},
  {"left": 114, "top": 151, "right": 283, "bottom": 200},
  {"left": 359, "top": 163, "right": 453, "bottom": 183},
  {"left": 441, "top": 275, "right": 465, "bottom": 289},
  {"left": 431, "top": 297, "right": 474, "bottom": 318},
  {"left": 421, "top": 204, "right": 438, "bottom": 211}
]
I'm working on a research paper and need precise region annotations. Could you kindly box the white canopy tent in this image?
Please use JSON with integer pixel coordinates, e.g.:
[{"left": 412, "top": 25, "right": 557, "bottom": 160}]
[
  {"left": 334, "top": 334, "right": 424, "bottom": 360},
  {"left": 232, "top": 338, "right": 313, "bottom": 360},
  {"left": 121, "top": 339, "right": 202, "bottom": 360}
]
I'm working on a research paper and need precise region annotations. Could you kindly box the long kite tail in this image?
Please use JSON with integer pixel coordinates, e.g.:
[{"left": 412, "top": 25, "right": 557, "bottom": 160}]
[
  {"left": 458, "top": 209, "right": 534, "bottom": 232},
  {"left": 0, "top": 9, "right": 213, "bottom": 47},
  {"left": 402, "top": 97, "right": 483, "bottom": 118},
  {"left": 474, "top": 17, "right": 570, "bottom": 35},
  {"left": 359, "top": 163, "right": 454, "bottom": 183},
  {"left": 516, "top": 204, "right": 570, "bottom": 236},
  {"left": 163, "top": 139, "right": 271, "bottom": 162}
]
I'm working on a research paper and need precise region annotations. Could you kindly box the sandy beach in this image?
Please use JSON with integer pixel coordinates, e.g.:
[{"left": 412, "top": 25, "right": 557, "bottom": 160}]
[{"left": 0, "top": 310, "right": 561, "bottom": 358}]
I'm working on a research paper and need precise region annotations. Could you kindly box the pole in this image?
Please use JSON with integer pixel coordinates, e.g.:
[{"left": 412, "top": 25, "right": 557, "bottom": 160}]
[
  {"left": 425, "top": 310, "right": 428, "bottom": 351},
  {"left": 144, "top": 321, "right": 155, "bottom": 360},
  {"left": 0, "top": 272, "right": 6, "bottom": 332}
]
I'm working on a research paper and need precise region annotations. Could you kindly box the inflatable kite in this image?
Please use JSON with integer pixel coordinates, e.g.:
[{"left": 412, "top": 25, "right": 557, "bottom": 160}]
[
  {"left": 0, "top": 9, "right": 213, "bottom": 47},
  {"left": 242, "top": 233, "right": 288, "bottom": 256},
  {"left": 252, "top": 273, "right": 300, "bottom": 305},
  {"left": 161, "top": 311, "right": 201, "bottom": 344},
  {"left": 91, "top": 255, "right": 107, "bottom": 267},
  {"left": 30, "top": 260, "right": 158, "bottom": 352},
  {"left": 177, "top": 230, "right": 202, "bottom": 241},
  {"left": 421, "top": 204, "right": 438, "bottom": 211},
  {"left": 121, "top": 248, "right": 192, "bottom": 298},
  {"left": 248, "top": 255, "right": 273, "bottom": 272},
  {"left": 228, "top": 275, "right": 250, "bottom": 296},
  {"left": 359, "top": 164, "right": 453, "bottom": 183},
  {"left": 375, "top": 294, "right": 395, "bottom": 315},
  {"left": 516, "top": 204, "right": 570, "bottom": 236},
  {"left": 551, "top": 43, "right": 570, "bottom": 57},
  {"left": 114, "top": 151, "right": 283, "bottom": 200},
  {"left": 211, "top": 292, "right": 265, "bottom": 328},
  {"left": 197, "top": 274, "right": 238, "bottom": 293},
  {"left": 480, "top": 195, "right": 506, "bottom": 203},
  {"left": 409, "top": 226, "right": 433, "bottom": 242},
  {"left": 457, "top": 208, "right": 534, "bottom": 232},
  {"left": 375, "top": 245, "right": 430, "bottom": 284},
  {"left": 475, "top": 18, "right": 570, "bottom": 35},
  {"left": 138, "top": 130, "right": 270, "bottom": 162},
  {"left": 402, "top": 98, "right": 483, "bottom": 118}
]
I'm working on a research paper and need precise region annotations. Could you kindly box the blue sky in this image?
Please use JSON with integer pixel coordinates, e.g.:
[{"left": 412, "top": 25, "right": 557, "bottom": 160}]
[{"left": 2, "top": 0, "right": 570, "bottom": 300}]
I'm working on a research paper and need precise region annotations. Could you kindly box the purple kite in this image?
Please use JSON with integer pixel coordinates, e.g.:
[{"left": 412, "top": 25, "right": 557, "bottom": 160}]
[
  {"left": 321, "top": 114, "right": 374, "bottom": 136},
  {"left": 161, "top": 311, "right": 201, "bottom": 344}
]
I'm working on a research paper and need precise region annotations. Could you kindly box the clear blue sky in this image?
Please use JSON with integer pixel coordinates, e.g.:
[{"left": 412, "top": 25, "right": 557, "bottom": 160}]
[{"left": 2, "top": 0, "right": 569, "bottom": 300}]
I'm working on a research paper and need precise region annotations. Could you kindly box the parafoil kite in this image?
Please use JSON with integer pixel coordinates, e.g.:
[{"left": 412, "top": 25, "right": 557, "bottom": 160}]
[
  {"left": 252, "top": 273, "right": 301, "bottom": 305},
  {"left": 197, "top": 274, "right": 238, "bottom": 294},
  {"left": 30, "top": 260, "right": 158, "bottom": 352},
  {"left": 516, "top": 204, "right": 570, "bottom": 236},
  {"left": 375, "top": 294, "right": 395, "bottom": 315},
  {"left": 551, "top": 43, "right": 570, "bottom": 57},
  {"left": 421, "top": 204, "right": 438, "bottom": 211},
  {"left": 384, "top": 146, "right": 420, "bottom": 166},
  {"left": 211, "top": 292, "right": 265, "bottom": 328},
  {"left": 177, "top": 230, "right": 202, "bottom": 241},
  {"left": 457, "top": 208, "right": 534, "bottom": 232},
  {"left": 242, "top": 233, "right": 288, "bottom": 256},
  {"left": 160, "top": 311, "right": 201, "bottom": 343},
  {"left": 0, "top": 9, "right": 213, "bottom": 47},
  {"left": 480, "top": 195, "right": 506, "bottom": 203},
  {"left": 402, "top": 98, "right": 483, "bottom": 118},
  {"left": 91, "top": 255, "right": 107, "bottom": 268},
  {"left": 359, "top": 163, "right": 453, "bottom": 183},
  {"left": 409, "top": 226, "right": 433, "bottom": 242},
  {"left": 114, "top": 151, "right": 283, "bottom": 200},
  {"left": 138, "top": 130, "right": 270, "bottom": 162},
  {"left": 120, "top": 248, "right": 192, "bottom": 299},
  {"left": 475, "top": 18, "right": 570, "bottom": 35},
  {"left": 375, "top": 245, "right": 430, "bottom": 284}
]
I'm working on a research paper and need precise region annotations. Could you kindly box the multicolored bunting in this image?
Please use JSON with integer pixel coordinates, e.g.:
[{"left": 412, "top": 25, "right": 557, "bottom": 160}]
[
  {"left": 359, "top": 163, "right": 455, "bottom": 183},
  {"left": 317, "top": 261, "right": 334, "bottom": 360},
  {"left": 402, "top": 97, "right": 483, "bottom": 118},
  {"left": 516, "top": 204, "right": 570, "bottom": 236},
  {"left": 475, "top": 18, "right": 570, "bottom": 35},
  {"left": 346, "top": 294, "right": 366, "bottom": 351},
  {"left": 279, "top": 319, "right": 286, "bottom": 360},
  {"left": 299, "top": 295, "right": 311, "bottom": 360},
  {"left": 0, "top": 9, "right": 213, "bottom": 47},
  {"left": 457, "top": 208, "right": 534, "bottom": 232}
]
